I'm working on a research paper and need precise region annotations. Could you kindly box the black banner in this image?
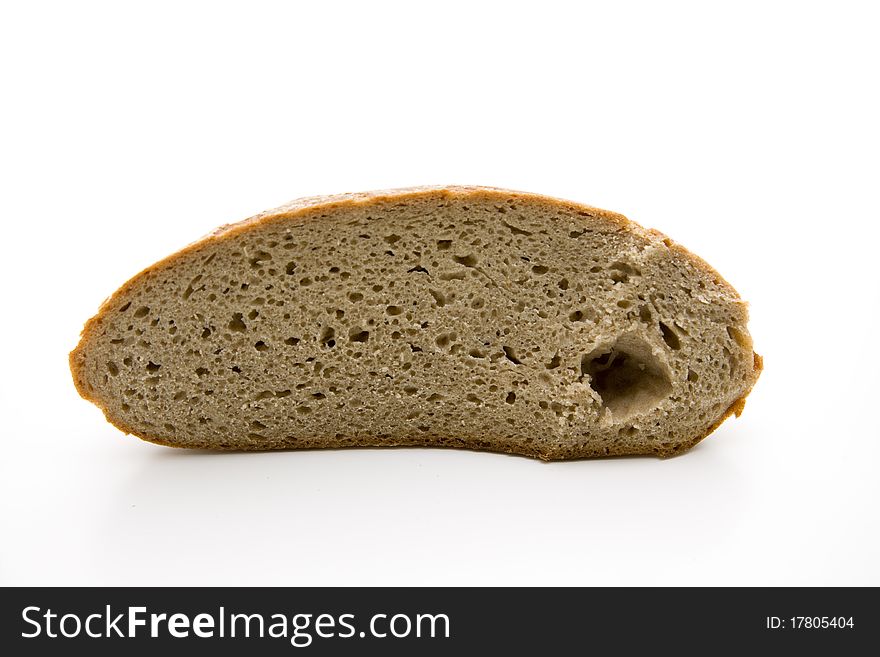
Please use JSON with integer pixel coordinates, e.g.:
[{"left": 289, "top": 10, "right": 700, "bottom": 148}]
[{"left": 1, "top": 587, "right": 874, "bottom": 654}]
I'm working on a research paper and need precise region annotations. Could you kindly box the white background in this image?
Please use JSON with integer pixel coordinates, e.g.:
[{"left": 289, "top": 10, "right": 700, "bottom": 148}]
[{"left": 1, "top": 1, "right": 877, "bottom": 586}]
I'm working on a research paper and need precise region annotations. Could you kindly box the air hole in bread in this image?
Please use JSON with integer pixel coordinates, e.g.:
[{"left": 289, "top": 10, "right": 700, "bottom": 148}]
[
  {"left": 609, "top": 261, "right": 640, "bottom": 284},
  {"left": 435, "top": 333, "right": 455, "bottom": 349},
  {"left": 453, "top": 254, "right": 478, "bottom": 267},
  {"left": 727, "top": 326, "right": 749, "bottom": 348},
  {"left": 503, "top": 221, "right": 532, "bottom": 236},
  {"left": 581, "top": 335, "right": 672, "bottom": 421},
  {"left": 349, "top": 329, "right": 370, "bottom": 343},
  {"left": 502, "top": 345, "right": 522, "bottom": 365},
  {"left": 320, "top": 327, "right": 336, "bottom": 349},
  {"left": 659, "top": 322, "right": 680, "bottom": 350},
  {"left": 182, "top": 275, "right": 203, "bottom": 300},
  {"left": 228, "top": 313, "right": 247, "bottom": 332},
  {"left": 249, "top": 251, "right": 272, "bottom": 268}
]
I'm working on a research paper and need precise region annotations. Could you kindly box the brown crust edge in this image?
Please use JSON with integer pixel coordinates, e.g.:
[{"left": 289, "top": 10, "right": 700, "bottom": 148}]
[{"left": 70, "top": 185, "right": 762, "bottom": 460}]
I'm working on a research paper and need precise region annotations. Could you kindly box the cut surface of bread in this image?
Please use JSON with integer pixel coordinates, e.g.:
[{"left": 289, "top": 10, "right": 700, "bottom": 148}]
[{"left": 70, "top": 186, "right": 761, "bottom": 459}]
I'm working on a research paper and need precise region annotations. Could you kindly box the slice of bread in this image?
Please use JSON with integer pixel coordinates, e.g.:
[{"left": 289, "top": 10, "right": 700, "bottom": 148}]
[{"left": 70, "top": 186, "right": 761, "bottom": 459}]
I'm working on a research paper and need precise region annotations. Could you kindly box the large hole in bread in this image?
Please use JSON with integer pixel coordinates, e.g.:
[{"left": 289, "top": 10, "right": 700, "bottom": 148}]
[{"left": 582, "top": 335, "right": 672, "bottom": 421}]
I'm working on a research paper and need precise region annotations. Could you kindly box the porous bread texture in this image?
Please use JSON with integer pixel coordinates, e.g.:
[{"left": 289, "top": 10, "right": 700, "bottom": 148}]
[{"left": 70, "top": 186, "right": 762, "bottom": 459}]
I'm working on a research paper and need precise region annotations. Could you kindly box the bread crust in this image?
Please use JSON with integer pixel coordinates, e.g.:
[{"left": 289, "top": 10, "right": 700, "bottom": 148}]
[{"left": 70, "top": 185, "right": 762, "bottom": 459}]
